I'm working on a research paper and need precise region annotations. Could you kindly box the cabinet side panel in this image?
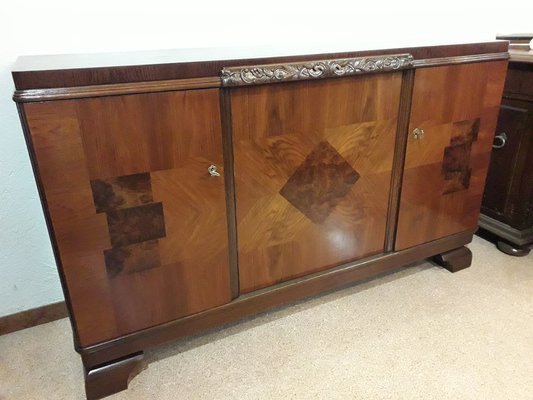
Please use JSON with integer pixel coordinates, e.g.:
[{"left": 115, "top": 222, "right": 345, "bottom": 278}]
[
  {"left": 396, "top": 61, "right": 508, "bottom": 250},
  {"left": 231, "top": 74, "right": 402, "bottom": 293},
  {"left": 481, "top": 102, "right": 530, "bottom": 221},
  {"left": 24, "top": 89, "right": 231, "bottom": 346}
]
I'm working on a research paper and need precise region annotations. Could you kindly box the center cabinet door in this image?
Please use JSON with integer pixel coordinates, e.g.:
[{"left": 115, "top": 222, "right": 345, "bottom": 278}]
[
  {"left": 230, "top": 74, "right": 402, "bottom": 293},
  {"left": 24, "top": 89, "right": 232, "bottom": 346}
]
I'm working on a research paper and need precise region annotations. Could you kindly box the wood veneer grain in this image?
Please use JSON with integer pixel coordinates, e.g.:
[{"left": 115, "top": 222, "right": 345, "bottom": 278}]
[
  {"left": 231, "top": 74, "right": 402, "bottom": 292},
  {"left": 23, "top": 89, "right": 233, "bottom": 346},
  {"left": 395, "top": 61, "right": 508, "bottom": 250}
]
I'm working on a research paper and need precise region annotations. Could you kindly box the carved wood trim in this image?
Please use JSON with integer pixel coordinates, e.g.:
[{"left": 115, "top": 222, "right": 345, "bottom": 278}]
[
  {"left": 413, "top": 52, "right": 509, "bottom": 67},
  {"left": 220, "top": 54, "right": 414, "bottom": 86},
  {"left": 13, "top": 77, "right": 221, "bottom": 103}
]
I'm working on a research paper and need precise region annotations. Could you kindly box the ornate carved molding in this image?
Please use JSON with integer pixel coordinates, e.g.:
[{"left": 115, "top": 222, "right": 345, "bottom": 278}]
[{"left": 220, "top": 54, "right": 414, "bottom": 86}]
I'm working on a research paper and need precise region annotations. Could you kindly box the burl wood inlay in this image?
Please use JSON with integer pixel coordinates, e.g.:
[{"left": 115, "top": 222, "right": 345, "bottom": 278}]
[
  {"left": 91, "top": 173, "right": 153, "bottom": 213},
  {"left": 106, "top": 203, "right": 166, "bottom": 247},
  {"left": 23, "top": 89, "right": 232, "bottom": 346},
  {"left": 442, "top": 119, "right": 480, "bottom": 194},
  {"left": 280, "top": 141, "right": 360, "bottom": 224},
  {"left": 104, "top": 240, "right": 161, "bottom": 278},
  {"left": 91, "top": 172, "right": 165, "bottom": 277}
]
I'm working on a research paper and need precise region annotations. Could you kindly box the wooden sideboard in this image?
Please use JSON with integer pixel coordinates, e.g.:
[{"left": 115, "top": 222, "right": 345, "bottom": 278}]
[
  {"left": 480, "top": 34, "right": 533, "bottom": 255},
  {"left": 12, "top": 41, "right": 508, "bottom": 399}
]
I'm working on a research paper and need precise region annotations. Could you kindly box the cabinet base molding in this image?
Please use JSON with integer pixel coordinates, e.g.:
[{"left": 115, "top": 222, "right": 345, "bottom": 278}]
[
  {"left": 478, "top": 214, "right": 533, "bottom": 247},
  {"left": 84, "top": 352, "right": 144, "bottom": 400},
  {"left": 432, "top": 246, "right": 473, "bottom": 273},
  {"left": 80, "top": 230, "right": 474, "bottom": 376}
]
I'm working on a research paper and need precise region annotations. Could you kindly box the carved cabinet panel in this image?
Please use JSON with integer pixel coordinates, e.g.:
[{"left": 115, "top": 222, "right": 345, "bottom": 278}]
[
  {"left": 23, "top": 89, "right": 232, "bottom": 346},
  {"left": 230, "top": 74, "right": 402, "bottom": 292},
  {"left": 395, "top": 61, "right": 508, "bottom": 250}
]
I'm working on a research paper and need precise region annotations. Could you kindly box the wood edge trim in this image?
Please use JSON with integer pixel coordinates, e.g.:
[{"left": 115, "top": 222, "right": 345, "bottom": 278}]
[
  {"left": 13, "top": 77, "right": 221, "bottom": 103},
  {"left": 413, "top": 52, "right": 509, "bottom": 68},
  {"left": 0, "top": 301, "right": 68, "bottom": 336},
  {"left": 79, "top": 229, "right": 475, "bottom": 366},
  {"left": 219, "top": 89, "right": 240, "bottom": 299},
  {"left": 478, "top": 214, "right": 533, "bottom": 245},
  {"left": 384, "top": 69, "right": 415, "bottom": 251}
]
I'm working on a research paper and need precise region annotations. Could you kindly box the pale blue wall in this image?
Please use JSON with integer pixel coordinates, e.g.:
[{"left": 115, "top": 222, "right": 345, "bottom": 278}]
[{"left": 0, "top": 59, "right": 63, "bottom": 317}]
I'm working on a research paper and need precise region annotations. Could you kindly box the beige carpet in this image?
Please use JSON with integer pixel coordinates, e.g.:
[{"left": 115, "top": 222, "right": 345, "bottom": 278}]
[{"left": 1, "top": 235, "right": 532, "bottom": 400}]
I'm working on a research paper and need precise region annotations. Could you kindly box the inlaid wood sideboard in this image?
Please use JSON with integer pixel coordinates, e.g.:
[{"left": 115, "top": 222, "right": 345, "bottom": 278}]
[{"left": 12, "top": 41, "right": 508, "bottom": 399}]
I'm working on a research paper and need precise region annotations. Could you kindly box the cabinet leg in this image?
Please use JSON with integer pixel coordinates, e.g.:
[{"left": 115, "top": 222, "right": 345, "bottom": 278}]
[
  {"left": 496, "top": 240, "right": 531, "bottom": 257},
  {"left": 84, "top": 351, "right": 144, "bottom": 400},
  {"left": 432, "top": 246, "right": 472, "bottom": 273}
]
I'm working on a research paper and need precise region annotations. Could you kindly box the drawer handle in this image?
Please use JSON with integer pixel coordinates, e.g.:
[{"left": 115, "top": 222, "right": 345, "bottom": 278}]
[
  {"left": 413, "top": 127, "right": 425, "bottom": 140},
  {"left": 208, "top": 164, "right": 221, "bottom": 177},
  {"left": 493, "top": 133, "right": 507, "bottom": 149}
]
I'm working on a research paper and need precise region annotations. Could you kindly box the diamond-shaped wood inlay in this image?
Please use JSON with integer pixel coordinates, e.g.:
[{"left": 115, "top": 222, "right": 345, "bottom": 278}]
[{"left": 279, "top": 141, "right": 360, "bottom": 224}]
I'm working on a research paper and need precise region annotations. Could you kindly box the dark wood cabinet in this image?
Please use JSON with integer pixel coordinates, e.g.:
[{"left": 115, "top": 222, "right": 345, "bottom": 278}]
[
  {"left": 480, "top": 36, "right": 533, "bottom": 255},
  {"left": 12, "top": 41, "right": 508, "bottom": 399}
]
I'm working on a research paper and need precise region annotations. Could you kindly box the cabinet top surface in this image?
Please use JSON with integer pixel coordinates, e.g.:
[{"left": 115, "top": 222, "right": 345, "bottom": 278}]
[
  {"left": 12, "top": 40, "right": 507, "bottom": 72},
  {"left": 11, "top": 40, "right": 508, "bottom": 91}
]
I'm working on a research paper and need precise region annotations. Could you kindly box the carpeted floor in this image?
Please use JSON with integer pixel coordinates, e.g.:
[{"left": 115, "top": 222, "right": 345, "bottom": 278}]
[{"left": 1, "top": 235, "right": 532, "bottom": 400}]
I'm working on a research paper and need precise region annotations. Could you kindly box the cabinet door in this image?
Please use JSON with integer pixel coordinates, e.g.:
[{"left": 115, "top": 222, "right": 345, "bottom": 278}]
[
  {"left": 395, "top": 61, "right": 508, "bottom": 250},
  {"left": 231, "top": 74, "right": 402, "bottom": 293},
  {"left": 24, "top": 89, "right": 231, "bottom": 346}
]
